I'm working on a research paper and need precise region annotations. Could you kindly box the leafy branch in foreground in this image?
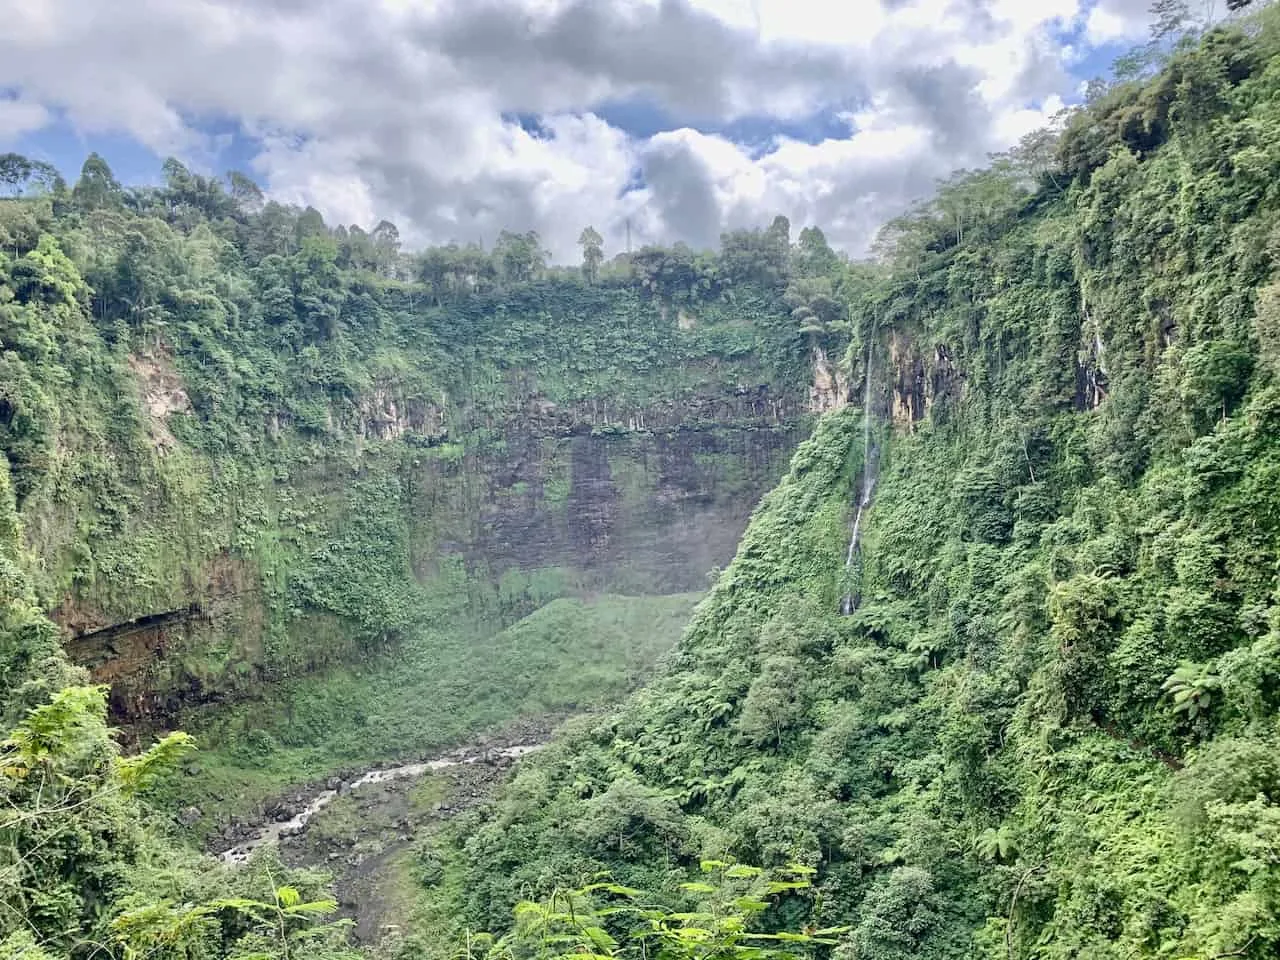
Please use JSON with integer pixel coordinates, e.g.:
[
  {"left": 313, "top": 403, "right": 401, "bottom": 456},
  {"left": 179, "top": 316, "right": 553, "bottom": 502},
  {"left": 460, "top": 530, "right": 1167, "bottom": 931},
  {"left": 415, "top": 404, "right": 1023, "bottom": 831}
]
[
  {"left": 0, "top": 685, "right": 357, "bottom": 959},
  {"left": 111, "top": 883, "right": 346, "bottom": 960},
  {"left": 459, "top": 861, "right": 846, "bottom": 960}
]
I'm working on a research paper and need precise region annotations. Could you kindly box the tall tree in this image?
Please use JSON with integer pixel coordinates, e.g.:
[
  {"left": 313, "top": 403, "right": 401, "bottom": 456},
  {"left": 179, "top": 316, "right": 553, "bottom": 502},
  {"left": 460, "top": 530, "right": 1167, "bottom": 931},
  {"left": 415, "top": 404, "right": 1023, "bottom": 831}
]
[
  {"left": 71, "top": 153, "right": 123, "bottom": 211},
  {"left": 494, "top": 229, "right": 546, "bottom": 284},
  {"left": 767, "top": 214, "right": 791, "bottom": 254},
  {"left": 794, "top": 226, "right": 840, "bottom": 278},
  {"left": 578, "top": 226, "right": 604, "bottom": 284},
  {"left": 371, "top": 219, "right": 401, "bottom": 278},
  {"left": 0, "top": 154, "right": 61, "bottom": 197},
  {"left": 226, "top": 170, "right": 265, "bottom": 214}
]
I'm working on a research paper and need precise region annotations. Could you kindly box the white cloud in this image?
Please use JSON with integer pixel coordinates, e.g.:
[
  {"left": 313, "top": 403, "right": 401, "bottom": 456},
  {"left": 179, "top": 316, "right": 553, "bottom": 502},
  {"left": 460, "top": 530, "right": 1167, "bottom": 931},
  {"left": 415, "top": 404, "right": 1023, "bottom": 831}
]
[
  {"left": 0, "top": 0, "right": 1147, "bottom": 259},
  {"left": 0, "top": 98, "right": 50, "bottom": 143},
  {"left": 1085, "top": 0, "right": 1157, "bottom": 45},
  {"left": 1086, "top": 6, "right": 1141, "bottom": 45}
]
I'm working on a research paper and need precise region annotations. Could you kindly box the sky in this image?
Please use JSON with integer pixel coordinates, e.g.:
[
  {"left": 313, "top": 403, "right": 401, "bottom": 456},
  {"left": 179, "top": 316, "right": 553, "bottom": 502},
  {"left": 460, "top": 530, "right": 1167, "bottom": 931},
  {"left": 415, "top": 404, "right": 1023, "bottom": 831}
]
[{"left": 0, "top": 0, "right": 1162, "bottom": 261}]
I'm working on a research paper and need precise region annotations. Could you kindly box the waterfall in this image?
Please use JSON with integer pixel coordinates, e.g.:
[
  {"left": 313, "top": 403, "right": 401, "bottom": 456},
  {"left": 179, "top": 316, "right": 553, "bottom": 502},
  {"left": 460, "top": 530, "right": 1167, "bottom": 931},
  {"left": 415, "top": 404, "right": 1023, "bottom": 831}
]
[{"left": 840, "top": 340, "right": 877, "bottom": 616}]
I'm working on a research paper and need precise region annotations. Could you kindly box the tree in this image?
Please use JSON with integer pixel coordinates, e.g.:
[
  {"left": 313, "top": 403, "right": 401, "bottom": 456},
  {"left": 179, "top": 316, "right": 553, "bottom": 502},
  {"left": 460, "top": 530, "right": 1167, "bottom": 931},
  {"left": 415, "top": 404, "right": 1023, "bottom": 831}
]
[
  {"left": 793, "top": 226, "right": 840, "bottom": 278},
  {"left": 250, "top": 201, "right": 299, "bottom": 258},
  {"left": 785, "top": 277, "right": 845, "bottom": 338},
  {"left": 71, "top": 152, "right": 123, "bottom": 210},
  {"left": 227, "top": 170, "right": 265, "bottom": 214},
  {"left": 576, "top": 776, "right": 687, "bottom": 856},
  {"left": 578, "top": 226, "right": 604, "bottom": 284},
  {"left": 848, "top": 867, "right": 941, "bottom": 960},
  {"left": 719, "top": 226, "right": 789, "bottom": 289},
  {"left": 295, "top": 205, "right": 328, "bottom": 243},
  {"left": 0, "top": 152, "right": 28, "bottom": 193},
  {"left": 0, "top": 154, "right": 61, "bottom": 197},
  {"left": 630, "top": 243, "right": 718, "bottom": 301},
  {"left": 737, "top": 655, "right": 806, "bottom": 747},
  {"left": 0, "top": 686, "right": 195, "bottom": 950},
  {"left": 370, "top": 219, "right": 401, "bottom": 277},
  {"left": 494, "top": 230, "right": 546, "bottom": 284},
  {"left": 767, "top": 214, "right": 791, "bottom": 255},
  {"left": 160, "top": 157, "right": 236, "bottom": 225}
]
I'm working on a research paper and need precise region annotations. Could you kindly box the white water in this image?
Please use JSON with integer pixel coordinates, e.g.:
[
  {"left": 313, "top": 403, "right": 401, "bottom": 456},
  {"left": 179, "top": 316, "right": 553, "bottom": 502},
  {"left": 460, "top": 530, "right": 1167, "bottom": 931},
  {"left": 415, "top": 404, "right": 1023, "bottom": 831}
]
[
  {"left": 840, "top": 341, "right": 877, "bottom": 616},
  {"left": 219, "top": 743, "right": 544, "bottom": 865}
]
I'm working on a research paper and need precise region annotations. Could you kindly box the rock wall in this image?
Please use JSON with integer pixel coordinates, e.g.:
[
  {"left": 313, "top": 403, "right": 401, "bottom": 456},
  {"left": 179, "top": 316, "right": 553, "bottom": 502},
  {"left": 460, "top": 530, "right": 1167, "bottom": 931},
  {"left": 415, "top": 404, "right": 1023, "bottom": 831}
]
[
  {"left": 414, "top": 417, "right": 804, "bottom": 595},
  {"left": 46, "top": 299, "right": 817, "bottom": 727}
]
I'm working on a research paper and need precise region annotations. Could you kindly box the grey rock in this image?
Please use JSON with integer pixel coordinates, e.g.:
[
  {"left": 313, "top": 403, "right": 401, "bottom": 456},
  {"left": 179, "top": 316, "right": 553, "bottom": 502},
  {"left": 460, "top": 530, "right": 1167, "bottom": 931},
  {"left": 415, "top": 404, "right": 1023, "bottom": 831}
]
[{"left": 177, "top": 805, "right": 203, "bottom": 826}]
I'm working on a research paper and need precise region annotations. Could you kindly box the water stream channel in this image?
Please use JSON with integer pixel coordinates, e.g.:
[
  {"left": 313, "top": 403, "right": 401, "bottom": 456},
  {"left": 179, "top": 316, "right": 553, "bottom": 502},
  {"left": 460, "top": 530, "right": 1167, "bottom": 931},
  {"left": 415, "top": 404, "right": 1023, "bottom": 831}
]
[{"left": 218, "top": 742, "right": 545, "bottom": 865}]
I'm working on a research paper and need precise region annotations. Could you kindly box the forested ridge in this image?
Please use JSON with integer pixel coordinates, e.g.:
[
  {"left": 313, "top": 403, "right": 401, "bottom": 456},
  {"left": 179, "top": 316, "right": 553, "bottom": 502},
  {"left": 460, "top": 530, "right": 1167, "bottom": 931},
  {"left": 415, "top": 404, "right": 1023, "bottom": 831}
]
[
  {"left": 437, "top": 9, "right": 1280, "bottom": 960},
  {"left": 5, "top": 4, "right": 1280, "bottom": 960}
]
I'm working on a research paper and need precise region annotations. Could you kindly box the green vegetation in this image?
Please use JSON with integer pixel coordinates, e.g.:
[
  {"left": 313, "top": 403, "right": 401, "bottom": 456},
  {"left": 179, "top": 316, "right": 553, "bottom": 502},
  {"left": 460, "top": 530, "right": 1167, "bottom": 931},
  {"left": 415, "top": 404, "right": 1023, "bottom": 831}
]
[
  {"left": 8, "top": 5, "right": 1280, "bottom": 960},
  {"left": 0, "top": 132, "right": 812, "bottom": 741},
  {"left": 462, "top": 861, "right": 841, "bottom": 960},
  {"left": 0, "top": 500, "right": 357, "bottom": 957},
  {"left": 0, "top": 93, "right": 815, "bottom": 831},
  {"left": 429, "top": 9, "right": 1280, "bottom": 960},
  {"left": 166, "top": 593, "right": 701, "bottom": 823},
  {"left": 0, "top": 76, "right": 822, "bottom": 956}
]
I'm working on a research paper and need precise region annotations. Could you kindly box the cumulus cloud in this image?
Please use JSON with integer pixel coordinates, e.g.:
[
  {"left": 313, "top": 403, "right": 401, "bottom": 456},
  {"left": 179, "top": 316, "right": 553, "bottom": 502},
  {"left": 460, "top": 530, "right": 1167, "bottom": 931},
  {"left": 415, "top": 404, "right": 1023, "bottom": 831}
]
[
  {"left": 0, "top": 97, "right": 50, "bottom": 141},
  {"left": 1087, "top": 0, "right": 1159, "bottom": 45},
  {"left": 0, "top": 0, "right": 1159, "bottom": 259}
]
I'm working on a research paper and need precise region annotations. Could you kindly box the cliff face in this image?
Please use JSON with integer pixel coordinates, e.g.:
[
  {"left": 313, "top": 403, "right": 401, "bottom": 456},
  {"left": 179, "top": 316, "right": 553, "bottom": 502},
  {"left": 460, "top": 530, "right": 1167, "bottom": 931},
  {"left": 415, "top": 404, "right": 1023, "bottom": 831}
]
[
  {"left": 9, "top": 268, "right": 816, "bottom": 727},
  {"left": 431, "top": 420, "right": 804, "bottom": 594}
]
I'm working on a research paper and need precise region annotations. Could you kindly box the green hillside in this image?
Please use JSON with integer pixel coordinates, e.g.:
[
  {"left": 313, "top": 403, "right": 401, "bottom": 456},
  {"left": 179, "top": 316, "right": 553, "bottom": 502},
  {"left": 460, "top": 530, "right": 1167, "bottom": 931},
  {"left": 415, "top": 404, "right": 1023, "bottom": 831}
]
[
  {"left": 6, "top": 7, "right": 1280, "bottom": 960},
  {"left": 440, "top": 13, "right": 1280, "bottom": 960}
]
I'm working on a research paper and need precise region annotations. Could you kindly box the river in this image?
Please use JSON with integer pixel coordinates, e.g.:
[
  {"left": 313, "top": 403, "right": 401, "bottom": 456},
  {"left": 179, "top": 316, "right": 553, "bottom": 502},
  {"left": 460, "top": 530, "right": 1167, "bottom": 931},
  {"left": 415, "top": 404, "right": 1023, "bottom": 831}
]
[{"left": 218, "top": 742, "right": 545, "bottom": 865}]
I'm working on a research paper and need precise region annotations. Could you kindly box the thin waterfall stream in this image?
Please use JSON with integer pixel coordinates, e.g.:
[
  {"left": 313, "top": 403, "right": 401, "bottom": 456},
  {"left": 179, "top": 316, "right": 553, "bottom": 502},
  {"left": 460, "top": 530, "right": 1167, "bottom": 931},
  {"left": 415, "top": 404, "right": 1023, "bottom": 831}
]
[{"left": 840, "top": 340, "right": 878, "bottom": 616}]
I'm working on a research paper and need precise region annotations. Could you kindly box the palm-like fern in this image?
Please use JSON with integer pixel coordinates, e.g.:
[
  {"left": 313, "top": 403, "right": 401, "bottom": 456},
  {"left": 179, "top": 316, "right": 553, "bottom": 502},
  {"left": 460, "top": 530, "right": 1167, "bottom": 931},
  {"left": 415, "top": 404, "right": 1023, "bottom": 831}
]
[{"left": 1161, "top": 661, "right": 1220, "bottom": 721}]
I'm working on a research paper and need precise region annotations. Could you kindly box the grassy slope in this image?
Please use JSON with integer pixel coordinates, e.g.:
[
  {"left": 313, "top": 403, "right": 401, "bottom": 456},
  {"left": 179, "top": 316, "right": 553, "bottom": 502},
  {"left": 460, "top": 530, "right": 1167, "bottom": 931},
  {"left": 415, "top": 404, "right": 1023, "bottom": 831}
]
[{"left": 164, "top": 592, "right": 702, "bottom": 826}]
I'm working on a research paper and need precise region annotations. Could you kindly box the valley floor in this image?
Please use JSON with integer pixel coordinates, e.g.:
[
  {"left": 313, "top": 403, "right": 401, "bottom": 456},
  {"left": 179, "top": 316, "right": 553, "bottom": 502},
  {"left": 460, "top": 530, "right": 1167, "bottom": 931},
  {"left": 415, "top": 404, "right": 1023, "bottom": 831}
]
[
  {"left": 157, "top": 592, "right": 699, "bottom": 831},
  {"left": 228, "top": 714, "right": 559, "bottom": 944}
]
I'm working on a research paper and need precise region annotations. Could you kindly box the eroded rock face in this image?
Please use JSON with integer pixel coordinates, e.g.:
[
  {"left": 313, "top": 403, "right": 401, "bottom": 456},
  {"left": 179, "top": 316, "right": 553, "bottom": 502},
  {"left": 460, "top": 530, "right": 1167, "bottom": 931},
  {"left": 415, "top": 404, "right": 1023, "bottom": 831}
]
[
  {"left": 888, "top": 332, "right": 963, "bottom": 427},
  {"left": 356, "top": 383, "right": 447, "bottom": 441},
  {"left": 128, "top": 350, "right": 192, "bottom": 453},
  {"left": 809, "top": 346, "right": 849, "bottom": 414},
  {"left": 57, "top": 552, "right": 264, "bottom": 733},
  {"left": 431, "top": 418, "right": 805, "bottom": 595}
]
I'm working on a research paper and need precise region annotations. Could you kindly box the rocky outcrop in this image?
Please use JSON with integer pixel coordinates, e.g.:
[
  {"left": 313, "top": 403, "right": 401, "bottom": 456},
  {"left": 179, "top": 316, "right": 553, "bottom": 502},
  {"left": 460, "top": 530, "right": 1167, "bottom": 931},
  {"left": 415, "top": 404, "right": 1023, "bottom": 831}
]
[
  {"left": 127, "top": 349, "right": 191, "bottom": 453},
  {"left": 888, "top": 332, "right": 962, "bottom": 427},
  {"left": 55, "top": 552, "right": 264, "bottom": 729},
  {"left": 809, "top": 346, "right": 848, "bottom": 414},
  {"left": 356, "top": 383, "right": 448, "bottom": 441}
]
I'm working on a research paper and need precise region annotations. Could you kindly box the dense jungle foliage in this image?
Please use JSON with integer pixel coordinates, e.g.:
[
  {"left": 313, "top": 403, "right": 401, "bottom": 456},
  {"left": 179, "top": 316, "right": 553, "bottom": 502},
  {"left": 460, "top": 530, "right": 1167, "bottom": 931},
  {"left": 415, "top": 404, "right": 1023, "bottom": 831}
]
[
  {"left": 0, "top": 98, "right": 819, "bottom": 816},
  {"left": 0, "top": 61, "right": 838, "bottom": 960},
  {"left": 0, "top": 35, "right": 839, "bottom": 955},
  {"left": 7, "top": 3, "right": 1280, "bottom": 959},
  {"left": 424, "top": 10, "right": 1280, "bottom": 960}
]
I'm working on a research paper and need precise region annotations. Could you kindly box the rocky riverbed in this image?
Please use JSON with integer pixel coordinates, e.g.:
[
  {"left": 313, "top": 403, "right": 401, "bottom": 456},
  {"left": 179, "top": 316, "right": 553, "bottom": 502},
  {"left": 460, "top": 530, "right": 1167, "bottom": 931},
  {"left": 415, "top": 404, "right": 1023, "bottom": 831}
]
[{"left": 209, "top": 716, "right": 560, "bottom": 942}]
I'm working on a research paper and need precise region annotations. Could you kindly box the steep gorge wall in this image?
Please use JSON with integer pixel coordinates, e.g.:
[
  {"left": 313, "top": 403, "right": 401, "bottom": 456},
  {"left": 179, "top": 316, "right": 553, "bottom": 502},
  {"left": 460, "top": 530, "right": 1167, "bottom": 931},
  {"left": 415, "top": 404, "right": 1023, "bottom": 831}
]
[{"left": 8, "top": 272, "right": 817, "bottom": 727}]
